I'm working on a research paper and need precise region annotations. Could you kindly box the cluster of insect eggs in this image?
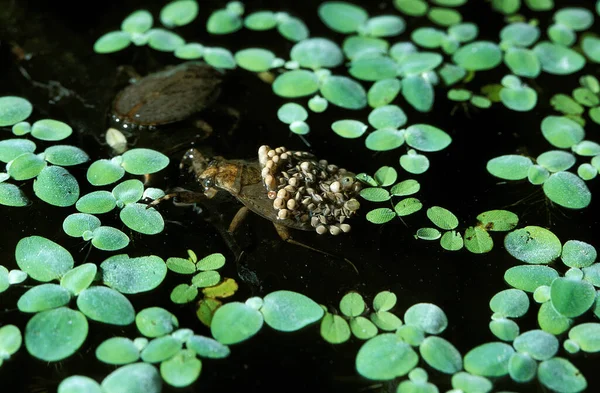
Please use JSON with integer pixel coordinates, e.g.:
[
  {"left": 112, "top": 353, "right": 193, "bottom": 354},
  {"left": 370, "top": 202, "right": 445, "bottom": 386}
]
[{"left": 257, "top": 145, "right": 361, "bottom": 235}]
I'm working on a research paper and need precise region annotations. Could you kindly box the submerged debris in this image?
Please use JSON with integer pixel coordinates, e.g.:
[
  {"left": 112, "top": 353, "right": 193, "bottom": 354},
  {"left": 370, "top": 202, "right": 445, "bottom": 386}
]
[{"left": 258, "top": 145, "right": 361, "bottom": 235}]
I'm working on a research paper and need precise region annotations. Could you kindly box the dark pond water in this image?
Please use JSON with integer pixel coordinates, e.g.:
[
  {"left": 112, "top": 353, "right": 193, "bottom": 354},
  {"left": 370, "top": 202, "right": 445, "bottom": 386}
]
[{"left": 1, "top": 0, "right": 600, "bottom": 392}]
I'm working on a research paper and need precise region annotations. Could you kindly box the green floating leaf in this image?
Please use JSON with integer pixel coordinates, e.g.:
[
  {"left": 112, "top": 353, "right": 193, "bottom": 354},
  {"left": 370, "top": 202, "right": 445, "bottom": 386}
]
[
  {"left": 476, "top": 210, "right": 518, "bottom": 231},
  {"left": 277, "top": 16, "right": 309, "bottom": 42},
  {"left": 289, "top": 120, "right": 309, "bottom": 135},
  {"left": 537, "top": 358, "right": 587, "bottom": 393},
  {"left": 561, "top": 240, "right": 596, "bottom": 268},
  {"left": 244, "top": 11, "right": 277, "bottom": 30},
  {"left": 573, "top": 140, "right": 600, "bottom": 156},
  {"left": 77, "top": 286, "right": 135, "bottom": 325},
  {"left": 101, "top": 254, "right": 166, "bottom": 294},
  {"left": 537, "top": 150, "right": 576, "bottom": 172},
  {"left": 261, "top": 290, "right": 323, "bottom": 332},
  {"left": 464, "top": 342, "right": 514, "bottom": 377},
  {"left": 291, "top": 38, "right": 343, "bottom": 69},
  {"left": 58, "top": 376, "right": 103, "bottom": 393},
  {"left": 0, "top": 96, "right": 33, "bottom": 126},
  {"left": 96, "top": 337, "right": 140, "bottom": 365},
  {"left": 364, "top": 15, "right": 405, "bottom": 37},
  {"left": 211, "top": 302, "right": 263, "bottom": 344},
  {"left": 365, "top": 128, "right": 404, "bottom": 151},
  {"left": 15, "top": 236, "right": 74, "bottom": 282},
  {"left": 391, "top": 179, "right": 420, "bottom": 196},
  {"left": 174, "top": 43, "right": 204, "bottom": 60},
  {"left": 373, "top": 291, "right": 397, "bottom": 312},
  {"left": 464, "top": 226, "right": 493, "bottom": 253},
  {"left": 554, "top": 7, "right": 593, "bottom": 31},
  {"left": 538, "top": 301, "right": 573, "bottom": 335},
  {"left": 504, "top": 265, "right": 559, "bottom": 292},
  {"left": 33, "top": 166, "right": 80, "bottom": 207},
  {"left": 394, "top": 197, "right": 423, "bottom": 216},
  {"left": 31, "top": 119, "right": 72, "bottom": 141},
  {"left": 369, "top": 105, "right": 407, "bottom": 130},
  {"left": 416, "top": 227, "right": 441, "bottom": 240},
  {"left": 191, "top": 271, "right": 220, "bottom": 288},
  {"left": 87, "top": 159, "right": 125, "bottom": 186},
  {"left": 320, "top": 313, "right": 351, "bottom": 344},
  {"left": 0, "top": 138, "right": 36, "bottom": 163},
  {"left": 374, "top": 166, "right": 398, "bottom": 187},
  {"left": 277, "top": 103, "right": 308, "bottom": 125},
  {"left": 136, "top": 307, "right": 178, "bottom": 338},
  {"left": 453, "top": 41, "right": 502, "bottom": 71},
  {"left": 25, "top": 307, "right": 88, "bottom": 361},
  {"left": 500, "top": 83, "right": 537, "bottom": 112},
  {"left": 401, "top": 74, "right": 434, "bottom": 112},
  {"left": 551, "top": 94, "right": 583, "bottom": 115},
  {"left": 308, "top": 95, "right": 328, "bottom": 112},
  {"left": 273, "top": 70, "right": 319, "bottom": 98},
  {"left": 160, "top": 349, "right": 202, "bottom": 387},
  {"left": 451, "top": 372, "right": 492, "bottom": 393},
  {"left": 113, "top": 179, "right": 144, "bottom": 206},
  {"left": 235, "top": 48, "right": 275, "bottom": 72},
  {"left": 60, "top": 263, "right": 97, "bottom": 296},
  {"left": 404, "top": 303, "right": 447, "bottom": 334},
  {"left": 318, "top": 2, "right": 368, "bottom": 34},
  {"left": 196, "top": 253, "right": 225, "bottom": 271},
  {"left": 366, "top": 207, "right": 396, "bottom": 224},
  {"left": 120, "top": 203, "right": 164, "bottom": 235},
  {"left": 411, "top": 27, "right": 445, "bottom": 49},
  {"left": 141, "top": 335, "right": 181, "bottom": 363},
  {"left": 166, "top": 257, "right": 196, "bottom": 274},
  {"left": 0, "top": 183, "right": 29, "bottom": 207},
  {"left": 419, "top": 336, "right": 462, "bottom": 374},
  {"left": 331, "top": 120, "right": 367, "bottom": 139},
  {"left": 543, "top": 171, "right": 591, "bottom": 209},
  {"left": 541, "top": 116, "right": 584, "bottom": 148},
  {"left": 350, "top": 317, "right": 378, "bottom": 340},
  {"left": 7, "top": 152, "right": 46, "bottom": 180},
  {"left": 582, "top": 36, "right": 600, "bottom": 63},
  {"left": 400, "top": 150, "right": 429, "bottom": 174},
  {"left": 533, "top": 41, "right": 585, "bottom": 75},
  {"left": 490, "top": 317, "right": 520, "bottom": 342},
  {"left": 513, "top": 329, "right": 558, "bottom": 360},
  {"left": 94, "top": 31, "right": 131, "bottom": 54},
  {"left": 121, "top": 10, "right": 153, "bottom": 34},
  {"left": 350, "top": 56, "right": 398, "bottom": 82},
  {"left": 360, "top": 188, "right": 390, "bottom": 202},
  {"left": 91, "top": 226, "right": 129, "bottom": 251},
  {"left": 186, "top": 335, "right": 230, "bottom": 359},
  {"left": 343, "top": 35, "right": 389, "bottom": 60},
  {"left": 320, "top": 75, "right": 367, "bottom": 109},
  {"left": 368, "top": 78, "right": 401, "bottom": 108},
  {"left": 101, "top": 363, "right": 162, "bottom": 393},
  {"left": 505, "top": 226, "right": 562, "bottom": 264},
  {"left": 508, "top": 352, "right": 536, "bottom": 383},
  {"left": 340, "top": 292, "right": 365, "bottom": 317},
  {"left": 356, "top": 334, "right": 418, "bottom": 380},
  {"left": 547, "top": 23, "right": 576, "bottom": 47},
  {"left": 427, "top": 206, "right": 458, "bottom": 230},
  {"left": 486, "top": 154, "right": 532, "bottom": 180},
  {"left": 550, "top": 277, "right": 595, "bottom": 318},
  {"left": 569, "top": 323, "right": 600, "bottom": 353},
  {"left": 504, "top": 48, "right": 541, "bottom": 78},
  {"left": 160, "top": 0, "right": 198, "bottom": 28},
  {"left": 44, "top": 145, "right": 89, "bottom": 166},
  {"left": 147, "top": 28, "right": 185, "bottom": 52},
  {"left": 428, "top": 7, "right": 462, "bottom": 27},
  {"left": 500, "top": 22, "right": 540, "bottom": 47},
  {"left": 171, "top": 283, "right": 198, "bottom": 304},
  {"left": 18, "top": 283, "right": 71, "bottom": 313},
  {"left": 121, "top": 148, "right": 168, "bottom": 175},
  {"left": 394, "top": 0, "right": 429, "bottom": 16},
  {"left": 490, "top": 289, "right": 529, "bottom": 318},
  {"left": 440, "top": 230, "right": 464, "bottom": 251}
]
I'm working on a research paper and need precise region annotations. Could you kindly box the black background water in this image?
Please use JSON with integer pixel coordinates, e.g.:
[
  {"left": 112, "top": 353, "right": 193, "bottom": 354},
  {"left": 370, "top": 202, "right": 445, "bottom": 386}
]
[{"left": 1, "top": 0, "right": 599, "bottom": 392}]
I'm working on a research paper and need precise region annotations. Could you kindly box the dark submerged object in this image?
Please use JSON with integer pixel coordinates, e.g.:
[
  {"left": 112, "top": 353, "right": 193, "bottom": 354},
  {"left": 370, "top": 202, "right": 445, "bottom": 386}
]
[{"left": 110, "top": 62, "right": 223, "bottom": 129}]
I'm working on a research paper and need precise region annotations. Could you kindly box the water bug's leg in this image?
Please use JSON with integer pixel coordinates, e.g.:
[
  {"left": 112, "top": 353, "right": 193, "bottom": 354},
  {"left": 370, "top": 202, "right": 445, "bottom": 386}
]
[
  {"left": 147, "top": 190, "right": 208, "bottom": 209},
  {"left": 228, "top": 206, "right": 250, "bottom": 233}
]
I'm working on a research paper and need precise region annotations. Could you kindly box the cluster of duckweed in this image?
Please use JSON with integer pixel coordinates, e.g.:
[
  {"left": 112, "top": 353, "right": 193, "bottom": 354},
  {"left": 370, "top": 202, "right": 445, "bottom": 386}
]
[{"left": 258, "top": 145, "right": 361, "bottom": 235}]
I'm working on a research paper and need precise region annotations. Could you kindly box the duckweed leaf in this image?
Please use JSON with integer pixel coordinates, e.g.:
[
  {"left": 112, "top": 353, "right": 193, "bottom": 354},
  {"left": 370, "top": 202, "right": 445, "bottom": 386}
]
[
  {"left": 451, "top": 372, "right": 492, "bottom": 393},
  {"left": 272, "top": 70, "right": 319, "bottom": 98},
  {"left": 395, "top": 197, "right": 423, "bottom": 216},
  {"left": 368, "top": 78, "right": 401, "bottom": 108},
  {"left": 350, "top": 317, "right": 378, "bottom": 340},
  {"left": 76, "top": 191, "right": 117, "bottom": 214},
  {"left": 120, "top": 203, "right": 164, "bottom": 235},
  {"left": 160, "top": 349, "right": 201, "bottom": 387},
  {"left": 196, "top": 253, "right": 226, "bottom": 271},
  {"left": 77, "top": 286, "right": 134, "bottom": 325},
  {"left": 580, "top": 163, "right": 598, "bottom": 180},
  {"left": 505, "top": 226, "right": 562, "bottom": 264},
  {"left": 320, "top": 75, "right": 367, "bottom": 109},
  {"left": 147, "top": 29, "right": 185, "bottom": 52},
  {"left": 202, "top": 278, "right": 238, "bottom": 298},
  {"left": 260, "top": 290, "right": 323, "bottom": 332},
  {"left": 0, "top": 324, "right": 21, "bottom": 360},
  {"left": 16, "top": 236, "right": 74, "bottom": 282},
  {"left": 291, "top": 38, "right": 343, "bottom": 69},
  {"left": 94, "top": 31, "right": 131, "bottom": 54},
  {"left": 391, "top": 179, "right": 420, "bottom": 196},
  {"left": 211, "top": 302, "right": 263, "bottom": 344},
  {"left": 486, "top": 155, "right": 532, "bottom": 180},
  {"left": 25, "top": 307, "right": 88, "bottom": 361},
  {"left": 0, "top": 139, "right": 36, "bottom": 163},
  {"left": 440, "top": 230, "right": 464, "bottom": 251},
  {"left": 340, "top": 292, "right": 365, "bottom": 317},
  {"left": 504, "top": 265, "right": 559, "bottom": 292},
  {"left": 101, "top": 363, "right": 161, "bottom": 393},
  {"left": 504, "top": 48, "right": 541, "bottom": 78},
  {"left": 96, "top": 337, "right": 140, "bottom": 365},
  {"left": 289, "top": 120, "right": 309, "bottom": 135},
  {"left": 244, "top": 11, "right": 277, "bottom": 30},
  {"left": 33, "top": 166, "right": 79, "bottom": 206},
  {"left": 349, "top": 57, "right": 398, "bottom": 81},
  {"left": 174, "top": 43, "right": 204, "bottom": 60},
  {"left": 140, "top": 335, "right": 181, "bottom": 363},
  {"left": 568, "top": 323, "right": 600, "bottom": 352},
  {"left": 551, "top": 94, "right": 584, "bottom": 115},
  {"left": 0, "top": 96, "right": 32, "bottom": 126},
  {"left": 537, "top": 151, "right": 576, "bottom": 172},
  {"left": 331, "top": 120, "right": 367, "bottom": 139},
  {"left": 548, "top": 23, "right": 576, "bottom": 47},
  {"left": 277, "top": 103, "right": 308, "bottom": 124},
  {"left": 400, "top": 150, "right": 430, "bottom": 174},
  {"left": 543, "top": 171, "right": 591, "bottom": 209},
  {"left": 419, "top": 336, "right": 462, "bottom": 374},
  {"left": 364, "top": 15, "right": 405, "bottom": 37},
  {"left": 573, "top": 140, "right": 600, "bottom": 156},
  {"left": 401, "top": 74, "right": 434, "bottom": 112},
  {"left": 60, "top": 263, "right": 97, "bottom": 296},
  {"left": 477, "top": 210, "right": 518, "bottom": 231},
  {"left": 191, "top": 271, "right": 220, "bottom": 288},
  {"left": 365, "top": 128, "right": 404, "bottom": 151},
  {"left": 58, "top": 376, "right": 103, "bottom": 393},
  {"left": 101, "top": 254, "right": 166, "bottom": 294},
  {"left": 538, "top": 301, "right": 573, "bottom": 335},
  {"left": 490, "top": 289, "right": 529, "bottom": 318},
  {"left": 17, "top": 284, "right": 71, "bottom": 313},
  {"left": 372, "top": 291, "right": 396, "bottom": 312},
  {"left": 464, "top": 226, "right": 493, "bottom": 254},
  {"left": 31, "top": 119, "right": 72, "bottom": 141},
  {"left": 121, "top": 148, "right": 168, "bottom": 175},
  {"left": 394, "top": 0, "right": 429, "bottom": 16},
  {"left": 360, "top": 188, "right": 390, "bottom": 202},
  {"left": 235, "top": 48, "right": 275, "bottom": 72},
  {"left": 554, "top": 7, "right": 593, "bottom": 31},
  {"left": 0, "top": 266, "right": 8, "bottom": 293},
  {"left": 0, "top": 183, "right": 28, "bottom": 207},
  {"left": 160, "top": 0, "right": 198, "bottom": 28},
  {"left": 277, "top": 16, "right": 309, "bottom": 42},
  {"left": 136, "top": 307, "right": 178, "bottom": 338},
  {"left": 112, "top": 180, "right": 144, "bottom": 206},
  {"left": 366, "top": 207, "right": 395, "bottom": 224},
  {"left": 582, "top": 37, "right": 600, "bottom": 63},
  {"left": 343, "top": 35, "right": 389, "bottom": 60},
  {"left": 320, "top": 313, "right": 351, "bottom": 344},
  {"left": 541, "top": 116, "right": 584, "bottom": 148},
  {"left": 500, "top": 84, "right": 537, "bottom": 112},
  {"left": 404, "top": 303, "right": 447, "bottom": 334},
  {"left": 453, "top": 41, "right": 502, "bottom": 71},
  {"left": 369, "top": 106, "right": 407, "bottom": 130},
  {"left": 464, "top": 342, "right": 513, "bottom": 377},
  {"left": 186, "top": 335, "right": 230, "bottom": 359},
  {"left": 428, "top": 7, "right": 462, "bottom": 26},
  {"left": 513, "top": 329, "right": 558, "bottom": 361},
  {"left": 91, "top": 227, "right": 130, "bottom": 251},
  {"left": 318, "top": 2, "right": 368, "bottom": 34},
  {"left": 356, "top": 334, "right": 419, "bottom": 380},
  {"left": 86, "top": 159, "right": 125, "bottom": 186},
  {"left": 550, "top": 277, "right": 595, "bottom": 317},
  {"left": 44, "top": 145, "right": 89, "bottom": 166},
  {"left": 416, "top": 227, "right": 442, "bottom": 240},
  {"left": 373, "top": 166, "right": 397, "bottom": 187},
  {"left": 501, "top": 22, "right": 540, "bottom": 47},
  {"left": 7, "top": 153, "right": 46, "bottom": 180},
  {"left": 508, "top": 352, "right": 537, "bottom": 383},
  {"left": 561, "top": 240, "right": 596, "bottom": 268},
  {"left": 538, "top": 358, "right": 587, "bottom": 393},
  {"left": 121, "top": 10, "right": 153, "bottom": 34},
  {"left": 490, "top": 318, "right": 520, "bottom": 341},
  {"left": 533, "top": 42, "right": 585, "bottom": 75},
  {"left": 427, "top": 206, "right": 458, "bottom": 230}
]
